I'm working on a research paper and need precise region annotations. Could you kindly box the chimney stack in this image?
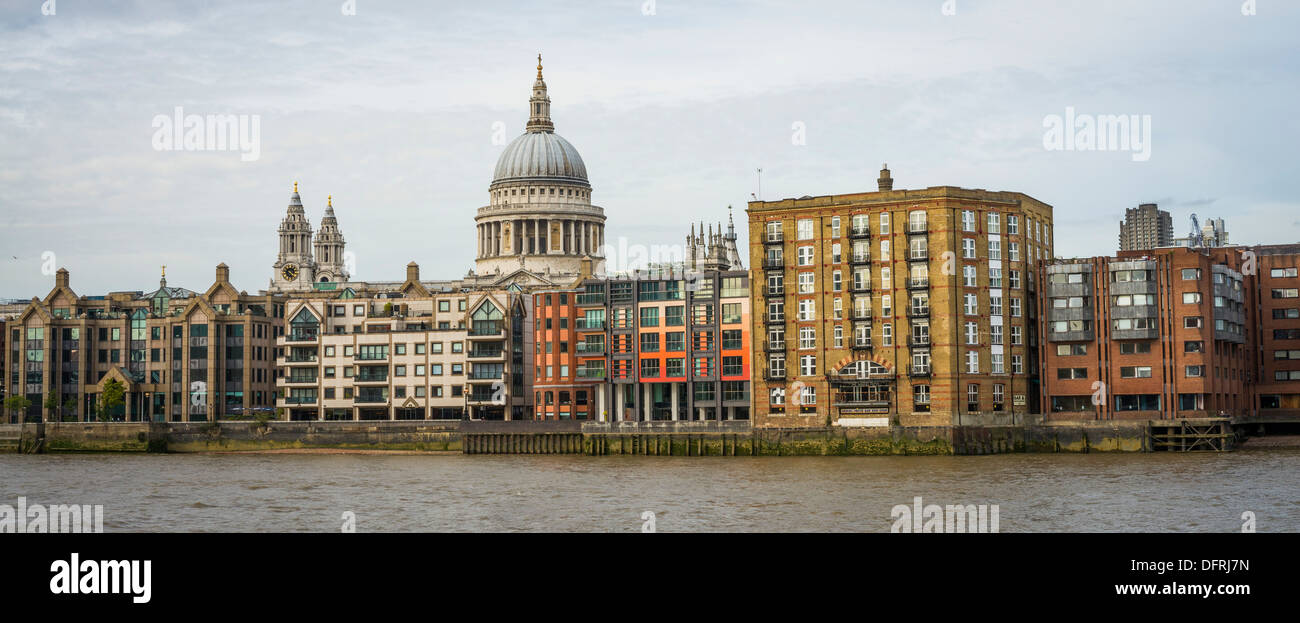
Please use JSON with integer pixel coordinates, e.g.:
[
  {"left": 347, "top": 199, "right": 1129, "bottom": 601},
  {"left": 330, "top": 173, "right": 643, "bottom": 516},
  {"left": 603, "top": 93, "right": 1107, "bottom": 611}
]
[
  {"left": 406, "top": 262, "right": 420, "bottom": 283},
  {"left": 877, "top": 164, "right": 893, "bottom": 191}
]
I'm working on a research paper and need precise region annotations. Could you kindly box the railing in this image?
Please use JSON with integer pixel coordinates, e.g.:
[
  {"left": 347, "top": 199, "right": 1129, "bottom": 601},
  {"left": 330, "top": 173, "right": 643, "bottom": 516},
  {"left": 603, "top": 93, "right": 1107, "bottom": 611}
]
[
  {"left": 470, "top": 321, "right": 504, "bottom": 336},
  {"left": 909, "top": 365, "right": 932, "bottom": 377},
  {"left": 908, "top": 252, "right": 929, "bottom": 261},
  {"left": 354, "top": 395, "right": 388, "bottom": 404},
  {"left": 764, "top": 340, "right": 785, "bottom": 352},
  {"left": 355, "top": 373, "right": 389, "bottom": 383},
  {"left": 469, "top": 370, "right": 504, "bottom": 380},
  {"left": 576, "top": 367, "right": 607, "bottom": 379},
  {"left": 576, "top": 343, "right": 606, "bottom": 355},
  {"left": 849, "top": 226, "right": 870, "bottom": 238},
  {"left": 576, "top": 319, "right": 606, "bottom": 330},
  {"left": 852, "top": 341, "right": 872, "bottom": 350},
  {"left": 576, "top": 293, "right": 605, "bottom": 305},
  {"left": 851, "top": 283, "right": 871, "bottom": 293},
  {"left": 908, "top": 278, "right": 930, "bottom": 289},
  {"left": 765, "top": 232, "right": 784, "bottom": 243},
  {"left": 285, "top": 374, "right": 319, "bottom": 384},
  {"left": 765, "top": 314, "right": 784, "bottom": 324},
  {"left": 766, "top": 286, "right": 784, "bottom": 296},
  {"left": 283, "top": 396, "right": 317, "bottom": 405},
  {"left": 850, "top": 253, "right": 870, "bottom": 265},
  {"left": 764, "top": 369, "right": 787, "bottom": 381},
  {"left": 287, "top": 330, "right": 318, "bottom": 342},
  {"left": 909, "top": 307, "right": 930, "bottom": 317},
  {"left": 285, "top": 354, "right": 318, "bottom": 363},
  {"left": 909, "top": 336, "right": 931, "bottom": 347},
  {"left": 763, "top": 258, "right": 784, "bottom": 270},
  {"left": 852, "top": 309, "right": 872, "bottom": 320},
  {"left": 467, "top": 348, "right": 504, "bottom": 358}
]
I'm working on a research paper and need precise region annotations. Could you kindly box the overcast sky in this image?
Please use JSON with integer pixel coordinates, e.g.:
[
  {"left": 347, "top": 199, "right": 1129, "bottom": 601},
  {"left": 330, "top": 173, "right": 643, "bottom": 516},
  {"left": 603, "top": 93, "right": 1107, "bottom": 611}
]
[{"left": 1, "top": 0, "right": 1297, "bottom": 297}]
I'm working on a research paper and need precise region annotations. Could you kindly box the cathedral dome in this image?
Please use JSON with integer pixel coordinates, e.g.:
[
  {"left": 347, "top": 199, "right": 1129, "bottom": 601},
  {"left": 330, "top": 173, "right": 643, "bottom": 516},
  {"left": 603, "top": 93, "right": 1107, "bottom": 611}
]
[{"left": 492, "top": 131, "right": 588, "bottom": 187}]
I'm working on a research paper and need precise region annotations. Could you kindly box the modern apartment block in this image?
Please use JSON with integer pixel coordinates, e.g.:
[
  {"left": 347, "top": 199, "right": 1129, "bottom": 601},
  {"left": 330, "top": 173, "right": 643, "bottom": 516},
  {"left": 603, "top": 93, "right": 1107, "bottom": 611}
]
[
  {"left": 531, "top": 268, "right": 753, "bottom": 421},
  {"left": 274, "top": 263, "right": 532, "bottom": 420},
  {"left": 1258, "top": 244, "right": 1300, "bottom": 411},
  {"left": 748, "top": 166, "right": 1053, "bottom": 428},
  {"left": 1038, "top": 244, "right": 1300, "bottom": 419},
  {"left": 1118, "top": 203, "right": 1173, "bottom": 251},
  {"left": 5, "top": 264, "right": 284, "bottom": 423}
]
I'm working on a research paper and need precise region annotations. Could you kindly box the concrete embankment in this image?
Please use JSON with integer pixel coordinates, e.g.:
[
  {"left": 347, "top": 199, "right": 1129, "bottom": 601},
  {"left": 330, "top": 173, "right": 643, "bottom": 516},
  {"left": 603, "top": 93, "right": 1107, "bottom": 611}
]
[
  {"left": 0, "top": 419, "right": 1202, "bottom": 455},
  {"left": 7, "top": 421, "right": 462, "bottom": 454}
]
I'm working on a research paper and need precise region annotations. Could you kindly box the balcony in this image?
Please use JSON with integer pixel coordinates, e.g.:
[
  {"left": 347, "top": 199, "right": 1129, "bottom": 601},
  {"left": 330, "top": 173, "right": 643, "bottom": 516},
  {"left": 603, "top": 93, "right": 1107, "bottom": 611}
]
[
  {"left": 909, "top": 365, "right": 932, "bottom": 377},
  {"left": 355, "top": 372, "right": 389, "bottom": 383},
  {"left": 849, "top": 226, "right": 870, "bottom": 239},
  {"left": 467, "top": 347, "right": 504, "bottom": 359},
  {"left": 764, "top": 340, "right": 786, "bottom": 352},
  {"left": 286, "top": 330, "right": 319, "bottom": 343},
  {"left": 852, "top": 309, "right": 872, "bottom": 320},
  {"left": 576, "top": 367, "right": 607, "bottom": 379},
  {"left": 469, "top": 321, "right": 504, "bottom": 337},
  {"left": 576, "top": 318, "right": 606, "bottom": 331},
  {"left": 354, "top": 395, "right": 388, "bottom": 404},
  {"left": 576, "top": 293, "right": 605, "bottom": 306},
  {"left": 764, "top": 369, "right": 787, "bottom": 381},
  {"left": 907, "top": 278, "right": 930, "bottom": 290},
  {"left": 909, "top": 336, "right": 931, "bottom": 348},
  {"left": 908, "top": 307, "right": 930, "bottom": 318},
  {"left": 765, "top": 232, "right": 784, "bottom": 244},
  {"left": 576, "top": 342, "right": 606, "bottom": 356},
  {"left": 466, "top": 389, "right": 502, "bottom": 404},
  {"left": 908, "top": 224, "right": 928, "bottom": 235},
  {"left": 764, "top": 314, "right": 785, "bottom": 325},
  {"left": 849, "top": 253, "right": 870, "bottom": 265},
  {"left": 284, "top": 353, "right": 318, "bottom": 363},
  {"left": 851, "top": 283, "right": 872, "bottom": 293},
  {"left": 283, "top": 373, "right": 319, "bottom": 384},
  {"left": 763, "top": 257, "right": 785, "bottom": 270},
  {"left": 851, "top": 341, "right": 873, "bottom": 351},
  {"left": 908, "top": 252, "right": 929, "bottom": 262},
  {"left": 282, "top": 395, "right": 317, "bottom": 405},
  {"left": 468, "top": 369, "right": 504, "bottom": 381},
  {"left": 766, "top": 286, "right": 784, "bottom": 297}
]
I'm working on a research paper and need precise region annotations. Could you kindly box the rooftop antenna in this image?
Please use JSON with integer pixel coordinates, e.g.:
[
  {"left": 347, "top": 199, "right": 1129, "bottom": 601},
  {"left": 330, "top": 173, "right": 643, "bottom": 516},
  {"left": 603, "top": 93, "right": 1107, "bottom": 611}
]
[{"left": 756, "top": 167, "right": 763, "bottom": 202}]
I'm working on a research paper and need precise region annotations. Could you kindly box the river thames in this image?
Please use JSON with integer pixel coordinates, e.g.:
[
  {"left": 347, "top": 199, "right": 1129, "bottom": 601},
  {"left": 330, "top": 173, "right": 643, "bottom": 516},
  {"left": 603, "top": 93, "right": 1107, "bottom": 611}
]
[{"left": 5, "top": 449, "right": 1298, "bottom": 532}]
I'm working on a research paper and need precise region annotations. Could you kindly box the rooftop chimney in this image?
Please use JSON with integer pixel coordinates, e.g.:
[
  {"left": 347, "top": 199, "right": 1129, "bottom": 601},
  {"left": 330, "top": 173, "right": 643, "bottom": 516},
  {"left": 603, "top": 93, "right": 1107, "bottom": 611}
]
[
  {"left": 215, "top": 263, "right": 230, "bottom": 283},
  {"left": 55, "top": 267, "right": 69, "bottom": 288},
  {"left": 406, "top": 262, "right": 420, "bottom": 283},
  {"left": 877, "top": 164, "right": 893, "bottom": 191}
]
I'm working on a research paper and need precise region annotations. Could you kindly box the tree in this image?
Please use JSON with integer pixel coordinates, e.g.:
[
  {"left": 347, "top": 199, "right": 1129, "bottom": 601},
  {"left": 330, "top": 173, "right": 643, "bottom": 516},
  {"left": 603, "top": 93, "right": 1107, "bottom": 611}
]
[
  {"left": 3, "top": 395, "right": 32, "bottom": 424},
  {"left": 101, "top": 379, "right": 126, "bottom": 422},
  {"left": 44, "top": 389, "right": 60, "bottom": 420},
  {"left": 62, "top": 397, "right": 78, "bottom": 422}
]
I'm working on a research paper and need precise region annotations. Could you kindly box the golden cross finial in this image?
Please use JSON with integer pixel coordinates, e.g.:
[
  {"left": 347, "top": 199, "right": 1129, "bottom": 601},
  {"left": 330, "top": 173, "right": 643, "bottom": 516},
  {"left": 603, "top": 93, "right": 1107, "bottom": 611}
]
[
  {"left": 293, "top": 181, "right": 298, "bottom": 193},
  {"left": 328, "top": 195, "right": 332, "bottom": 207},
  {"left": 161, "top": 265, "right": 166, "bottom": 278},
  {"left": 537, "top": 53, "right": 543, "bottom": 78}
]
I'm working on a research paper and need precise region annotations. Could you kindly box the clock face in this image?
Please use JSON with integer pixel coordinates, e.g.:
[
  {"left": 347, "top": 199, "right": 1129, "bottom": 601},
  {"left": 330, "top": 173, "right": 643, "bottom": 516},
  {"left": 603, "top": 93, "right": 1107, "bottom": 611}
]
[{"left": 281, "top": 264, "right": 299, "bottom": 281}]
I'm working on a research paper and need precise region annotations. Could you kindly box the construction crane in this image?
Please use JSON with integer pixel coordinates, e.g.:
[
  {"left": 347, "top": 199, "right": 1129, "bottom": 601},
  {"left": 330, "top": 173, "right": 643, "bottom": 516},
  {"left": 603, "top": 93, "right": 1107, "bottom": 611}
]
[{"left": 1188, "top": 213, "right": 1202, "bottom": 248}]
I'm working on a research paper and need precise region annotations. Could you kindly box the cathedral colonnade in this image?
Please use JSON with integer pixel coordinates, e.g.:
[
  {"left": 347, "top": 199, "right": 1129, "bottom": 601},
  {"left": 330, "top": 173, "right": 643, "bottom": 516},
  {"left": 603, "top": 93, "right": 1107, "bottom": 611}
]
[{"left": 476, "top": 217, "right": 605, "bottom": 258}]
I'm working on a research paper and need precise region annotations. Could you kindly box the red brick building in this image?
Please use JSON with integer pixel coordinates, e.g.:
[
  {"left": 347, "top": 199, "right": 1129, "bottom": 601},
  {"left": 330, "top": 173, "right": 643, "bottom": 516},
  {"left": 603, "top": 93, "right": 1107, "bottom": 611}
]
[{"left": 1038, "top": 244, "right": 1300, "bottom": 420}]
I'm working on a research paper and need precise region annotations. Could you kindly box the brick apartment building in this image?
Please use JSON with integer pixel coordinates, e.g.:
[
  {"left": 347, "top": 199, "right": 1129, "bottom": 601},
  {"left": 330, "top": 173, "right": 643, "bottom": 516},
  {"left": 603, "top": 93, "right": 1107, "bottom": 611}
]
[
  {"left": 1038, "top": 244, "right": 1300, "bottom": 419},
  {"left": 532, "top": 268, "right": 752, "bottom": 421},
  {"left": 748, "top": 167, "right": 1053, "bottom": 428}
]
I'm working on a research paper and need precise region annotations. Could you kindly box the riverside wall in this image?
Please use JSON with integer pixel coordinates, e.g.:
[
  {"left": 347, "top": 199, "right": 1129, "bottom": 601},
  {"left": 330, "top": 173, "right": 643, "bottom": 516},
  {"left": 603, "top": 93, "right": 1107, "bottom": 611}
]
[{"left": 1, "top": 419, "right": 1158, "bottom": 455}]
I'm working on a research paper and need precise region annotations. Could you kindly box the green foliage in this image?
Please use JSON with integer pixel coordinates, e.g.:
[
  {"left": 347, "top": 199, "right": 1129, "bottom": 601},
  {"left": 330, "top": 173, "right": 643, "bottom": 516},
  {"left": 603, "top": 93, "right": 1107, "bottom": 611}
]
[
  {"left": 101, "top": 378, "right": 126, "bottom": 411},
  {"left": 4, "top": 395, "right": 32, "bottom": 420}
]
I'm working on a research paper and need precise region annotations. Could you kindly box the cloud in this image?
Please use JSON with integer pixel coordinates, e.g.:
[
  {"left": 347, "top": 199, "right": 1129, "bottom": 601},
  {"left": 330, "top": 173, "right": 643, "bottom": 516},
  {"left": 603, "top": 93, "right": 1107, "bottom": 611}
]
[{"left": 1, "top": 0, "right": 1298, "bottom": 296}]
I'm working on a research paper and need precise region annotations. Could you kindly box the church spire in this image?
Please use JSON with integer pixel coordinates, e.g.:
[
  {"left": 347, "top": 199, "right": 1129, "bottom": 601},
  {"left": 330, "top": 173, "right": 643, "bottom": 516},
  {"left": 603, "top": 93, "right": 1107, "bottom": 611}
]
[{"left": 526, "top": 53, "right": 554, "bottom": 132}]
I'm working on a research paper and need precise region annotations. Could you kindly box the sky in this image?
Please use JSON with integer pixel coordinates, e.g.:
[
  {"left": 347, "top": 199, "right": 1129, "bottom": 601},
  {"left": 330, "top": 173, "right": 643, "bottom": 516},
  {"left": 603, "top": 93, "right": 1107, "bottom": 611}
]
[{"left": 1, "top": 0, "right": 1297, "bottom": 297}]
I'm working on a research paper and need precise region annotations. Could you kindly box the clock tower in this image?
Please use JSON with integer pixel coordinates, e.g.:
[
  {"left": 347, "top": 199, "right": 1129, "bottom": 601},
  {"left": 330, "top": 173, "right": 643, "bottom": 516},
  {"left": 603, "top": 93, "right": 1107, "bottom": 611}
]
[{"left": 271, "top": 182, "right": 317, "bottom": 292}]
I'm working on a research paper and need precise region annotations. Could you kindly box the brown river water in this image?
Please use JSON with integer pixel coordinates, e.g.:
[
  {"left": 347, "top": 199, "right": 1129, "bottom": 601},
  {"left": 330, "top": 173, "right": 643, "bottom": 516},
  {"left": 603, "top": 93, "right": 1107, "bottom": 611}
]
[{"left": 4, "top": 449, "right": 1298, "bottom": 532}]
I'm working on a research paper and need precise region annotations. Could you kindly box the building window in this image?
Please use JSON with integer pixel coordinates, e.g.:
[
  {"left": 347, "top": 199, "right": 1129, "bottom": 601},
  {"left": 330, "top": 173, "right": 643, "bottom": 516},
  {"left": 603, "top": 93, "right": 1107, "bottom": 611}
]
[
  {"left": 797, "top": 219, "right": 814, "bottom": 240},
  {"left": 797, "top": 246, "right": 815, "bottom": 266}
]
